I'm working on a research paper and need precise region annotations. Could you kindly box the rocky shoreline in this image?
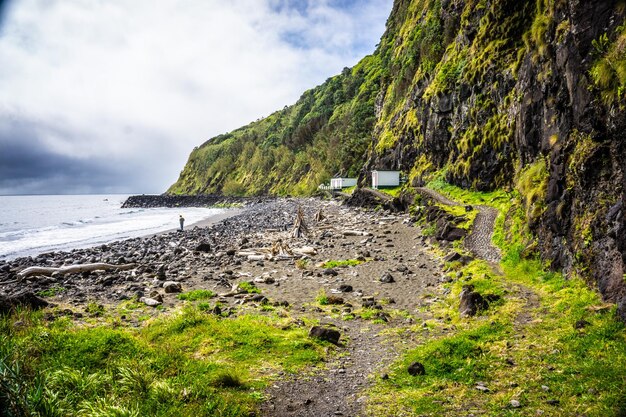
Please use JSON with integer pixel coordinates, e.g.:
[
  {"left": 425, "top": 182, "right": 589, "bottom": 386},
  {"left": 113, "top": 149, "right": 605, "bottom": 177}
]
[
  {"left": 121, "top": 193, "right": 273, "bottom": 208},
  {"left": 0, "top": 195, "right": 463, "bottom": 416}
]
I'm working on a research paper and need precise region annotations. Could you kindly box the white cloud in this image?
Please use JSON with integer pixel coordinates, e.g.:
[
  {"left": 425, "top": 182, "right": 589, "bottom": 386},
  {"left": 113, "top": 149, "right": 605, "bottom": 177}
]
[{"left": 0, "top": 0, "right": 392, "bottom": 194}]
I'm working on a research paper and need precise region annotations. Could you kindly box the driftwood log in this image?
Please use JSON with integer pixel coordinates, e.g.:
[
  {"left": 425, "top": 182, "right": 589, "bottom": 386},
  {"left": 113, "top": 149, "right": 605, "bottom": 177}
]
[
  {"left": 342, "top": 230, "right": 371, "bottom": 236},
  {"left": 18, "top": 263, "right": 137, "bottom": 279},
  {"left": 237, "top": 240, "right": 317, "bottom": 261}
]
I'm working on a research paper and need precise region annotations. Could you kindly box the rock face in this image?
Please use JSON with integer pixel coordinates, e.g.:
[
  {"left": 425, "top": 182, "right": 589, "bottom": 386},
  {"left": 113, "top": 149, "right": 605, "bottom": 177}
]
[
  {"left": 169, "top": 0, "right": 626, "bottom": 314},
  {"left": 360, "top": 0, "right": 626, "bottom": 315}
]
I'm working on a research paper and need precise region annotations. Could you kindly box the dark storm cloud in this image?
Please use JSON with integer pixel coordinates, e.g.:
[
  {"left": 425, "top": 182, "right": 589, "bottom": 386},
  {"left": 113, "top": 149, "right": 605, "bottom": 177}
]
[
  {"left": 0, "top": 115, "right": 164, "bottom": 195},
  {"left": 0, "top": 0, "right": 11, "bottom": 30}
]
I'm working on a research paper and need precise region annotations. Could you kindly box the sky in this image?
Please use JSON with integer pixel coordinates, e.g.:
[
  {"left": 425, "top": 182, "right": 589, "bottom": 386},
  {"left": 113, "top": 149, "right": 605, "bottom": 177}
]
[{"left": 0, "top": 0, "right": 392, "bottom": 195}]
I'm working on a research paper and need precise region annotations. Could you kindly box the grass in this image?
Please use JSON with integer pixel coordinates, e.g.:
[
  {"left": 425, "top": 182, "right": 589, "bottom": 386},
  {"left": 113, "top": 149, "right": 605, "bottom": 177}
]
[
  {"left": 0, "top": 305, "right": 328, "bottom": 417},
  {"left": 177, "top": 289, "right": 216, "bottom": 301},
  {"left": 376, "top": 186, "right": 403, "bottom": 197},
  {"left": 36, "top": 286, "right": 66, "bottom": 298},
  {"left": 237, "top": 282, "right": 260, "bottom": 294},
  {"left": 316, "top": 289, "right": 329, "bottom": 306},
  {"left": 322, "top": 259, "right": 363, "bottom": 268},
  {"left": 365, "top": 179, "right": 626, "bottom": 416}
]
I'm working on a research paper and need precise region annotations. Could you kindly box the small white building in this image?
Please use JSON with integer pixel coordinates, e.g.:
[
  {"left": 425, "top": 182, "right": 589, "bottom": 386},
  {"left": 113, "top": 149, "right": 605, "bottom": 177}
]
[
  {"left": 330, "top": 177, "right": 357, "bottom": 189},
  {"left": 371, "top": 170, "right": 400, "bottom": 189}
]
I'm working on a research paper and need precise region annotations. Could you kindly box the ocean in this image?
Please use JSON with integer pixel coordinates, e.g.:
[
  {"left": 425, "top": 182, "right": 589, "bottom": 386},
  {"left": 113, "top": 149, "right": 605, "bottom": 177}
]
[{"left": 0, "top": 194, "right": 227, "bottom": 261}]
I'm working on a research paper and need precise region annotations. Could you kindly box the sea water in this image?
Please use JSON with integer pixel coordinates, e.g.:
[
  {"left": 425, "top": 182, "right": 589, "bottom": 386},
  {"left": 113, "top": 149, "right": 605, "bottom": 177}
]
[{"left": 0, "top": 194, "right": 227, "bottom": 260}]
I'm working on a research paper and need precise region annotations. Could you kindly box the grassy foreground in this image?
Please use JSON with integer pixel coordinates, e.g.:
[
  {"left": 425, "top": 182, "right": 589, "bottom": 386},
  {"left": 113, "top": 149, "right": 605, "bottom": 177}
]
[
  {"left": 0, "top": 305, "right": 328, "bottom": 417},
  {"left": 366, "top": 181, "right": 626, "bottom": 416}
]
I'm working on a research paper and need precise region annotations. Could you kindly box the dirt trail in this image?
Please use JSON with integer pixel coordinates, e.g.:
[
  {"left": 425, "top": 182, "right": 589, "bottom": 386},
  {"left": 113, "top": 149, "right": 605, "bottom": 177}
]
[
  {"left": 258, "top": 201, "right": 440, "bottom": 417},
  {"left": 261, "top": 188, "right": 507, "bottom": 416},
  {"left": 416, "top": 187, "right": 501, "bottom": 263}
]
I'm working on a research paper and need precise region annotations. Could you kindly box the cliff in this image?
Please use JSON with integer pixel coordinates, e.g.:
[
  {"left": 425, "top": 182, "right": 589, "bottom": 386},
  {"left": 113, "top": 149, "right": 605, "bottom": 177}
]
[{"left": 169, "top": 0, "right": 626, "bottom": 313}]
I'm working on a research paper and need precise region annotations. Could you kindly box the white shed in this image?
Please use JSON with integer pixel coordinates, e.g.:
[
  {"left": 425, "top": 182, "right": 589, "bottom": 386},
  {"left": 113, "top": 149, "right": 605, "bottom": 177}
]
[
  {"left": 371, "top": 170, "right": 400, "bottom": 189},
  {"left": 330, "top": 177, "right": 357, "bottom": 189}
]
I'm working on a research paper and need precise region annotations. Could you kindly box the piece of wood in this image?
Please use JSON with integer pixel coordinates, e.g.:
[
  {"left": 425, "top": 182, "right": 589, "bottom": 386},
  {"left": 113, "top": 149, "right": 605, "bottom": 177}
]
[
  {"left": 342, "top": 230, "right": 371, "bottom": 236},
  {"left": 315, "top": 208, "right": 324, "bottom": 222},
  {"left": 18, "top": 263, "right": 137, "bottom": 279},
  {"left": 290, "top": 206, "right": 308, "bottom": 238},
  {"left": 293, "top": 246, "right": 317, "bottom": 256}
]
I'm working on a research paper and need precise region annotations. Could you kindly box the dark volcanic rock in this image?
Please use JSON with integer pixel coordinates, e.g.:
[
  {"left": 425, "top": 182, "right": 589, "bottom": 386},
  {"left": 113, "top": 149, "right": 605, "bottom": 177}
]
[
  {"left": 195, "top": 242, "right": 212, "bottom": 252},
  {"left": 380, "top": 272, "right": 395, "bottom": 283},
  {"left": 122, "top": 194, "right": 268, "bottom": 208},
  {"left": 338, "top": 284, "right": 353, "bottom": 292},
  {"left": 309, "top": 326, "right": 341, "bottom": 345},
  {"left": 459, "top": 285, "right": 488, "bottom": 317},
  {"left": 408, "top": 361, "right": 426, "bottom": 376},
  {"left": 0, "top": 292, "right": 50, "bottom": 315}
]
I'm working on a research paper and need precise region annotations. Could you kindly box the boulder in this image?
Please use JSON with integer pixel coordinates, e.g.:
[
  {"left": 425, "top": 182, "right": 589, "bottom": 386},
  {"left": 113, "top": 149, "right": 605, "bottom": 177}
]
[
  {"left": 459, "top": 285, "right": 488, "bottom": 317},
  {"left": 309, "top": 326, "right": 341, "bottom": 345},
  {"left": 407, "top": 361, "right": 426, "bottom": 376},
  {"left": 0, "top": 292, "right": 50, "bottom": 315},
  {"left": 163, "top": 281, "right": 182, "bottom": 293},
  {"left": 195, "top": 242, "right": 212, "bottom": 252},
  {"left": 380, "top": 272, "right": 395, "bottom": 283},
  {"left": 140, "top": 296, "right": 162, "bottom": 307}
]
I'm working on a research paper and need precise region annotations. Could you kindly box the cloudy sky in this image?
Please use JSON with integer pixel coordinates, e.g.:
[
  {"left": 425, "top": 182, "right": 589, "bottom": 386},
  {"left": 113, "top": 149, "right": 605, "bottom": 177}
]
[{"left": 0, "top": 0, "right": 392, "bottom": 195}]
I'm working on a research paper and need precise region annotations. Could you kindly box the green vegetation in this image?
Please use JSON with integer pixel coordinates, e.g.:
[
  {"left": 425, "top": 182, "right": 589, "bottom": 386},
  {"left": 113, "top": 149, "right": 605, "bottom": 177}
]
[
  {"left": 237, "top": 282, "right": 260, "bottom": 294},
  {"left": 169, "top": 56, "right": 384, "bottom": 195},
  {"left": 321, "top": 259, "right": 364, "bottom": 268},
  {"left": 367, "top": 180, "right": 626, "bottom": 416},
  {"left": 316, "top": 289, "right": 329, "bottom": 306},
  {"left": 0, "top": 306, "right": 328, "bottom": 417},
  {"left": 36, "top": 286, "right": 65, "bottom": 298},
  {"left": 177, "top": 289, "right": 216, "bottom": 301},
  {"left": 590, "top": 24, "right": 626, "bottom": 107},
  {"left": 516, "top": 158, "right": 549, "bottom": 222}
]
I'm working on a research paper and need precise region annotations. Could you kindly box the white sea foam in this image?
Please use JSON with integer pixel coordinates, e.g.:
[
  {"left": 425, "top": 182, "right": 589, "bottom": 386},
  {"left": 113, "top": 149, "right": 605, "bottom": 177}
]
[{"left": 0, "top": 194, "right": 227, "bottom": 260}]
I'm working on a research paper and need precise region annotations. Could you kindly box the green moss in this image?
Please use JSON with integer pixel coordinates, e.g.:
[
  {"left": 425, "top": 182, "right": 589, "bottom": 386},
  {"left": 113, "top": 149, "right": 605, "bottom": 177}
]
[
  {"left": 516, "top": 158, "right": 549, "bottom": 222},
  {"left": 590, "top": 24, "right": 626, "bottom": 107},
  {"left": 322, "top": 259, "right": 364, "bottom": 268},
  {"left": 237, "top": 282, "right": 260, "bottom": 294}
]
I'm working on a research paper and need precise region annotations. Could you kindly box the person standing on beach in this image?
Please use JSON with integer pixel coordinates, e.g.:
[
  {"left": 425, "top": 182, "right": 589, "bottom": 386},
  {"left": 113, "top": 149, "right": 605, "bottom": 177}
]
[{"left": 179, "top": 215, "right": 185, "bottom": 231}]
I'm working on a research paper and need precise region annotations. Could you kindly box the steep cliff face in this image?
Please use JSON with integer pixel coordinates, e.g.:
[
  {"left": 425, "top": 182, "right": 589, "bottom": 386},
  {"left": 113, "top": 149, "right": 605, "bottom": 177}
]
[
  {"left": 362, "top": 0, "right": 626, "bottom": 315},
  {"left": 170, "top": 0, "right": 626, "bottom": 311}
]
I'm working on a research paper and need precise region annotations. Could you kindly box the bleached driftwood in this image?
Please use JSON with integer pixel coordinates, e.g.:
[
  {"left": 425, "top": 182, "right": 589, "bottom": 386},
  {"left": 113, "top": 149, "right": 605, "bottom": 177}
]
[
  {"left": 342, "top": 230, "right": 371, "bottom": 236},
  {"left": 293, "top": 246, "right": 317, "bottom": 256},
  {"left": 290, "top": 206, "right": 308, "bottom": 238},
  {"left": 18, "top": 263, "right": 137, "bottom": 279}
]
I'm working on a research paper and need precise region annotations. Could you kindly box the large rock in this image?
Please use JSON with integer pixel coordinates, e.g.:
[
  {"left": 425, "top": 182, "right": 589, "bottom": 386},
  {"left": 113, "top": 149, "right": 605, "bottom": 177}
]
[
  {"left": 195, "top": 242, "right": 212, "bottom": 252},
  {"left": 408, "top": 361, "right": 426, "bottom": 376},
  {"left": 309, "top": 326, "right": 341, "bottom": 345},
  {"left": 459, "top": 285, "right": 488, "bottom": 317},
  {"left": 380, "top": 272, "right": 395, "bottom": 283},
  {"left": 140, "top": 296, "right": 162, "bottom": 307},
  {"left": 0, "top": 292, "right": 50, "bottom": 315},
  {"left": 163, "top": 281, "right": 182, "bottom": 293},
  {"left": 438, "top": 224, "right": 467, "bottom": 242}
]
